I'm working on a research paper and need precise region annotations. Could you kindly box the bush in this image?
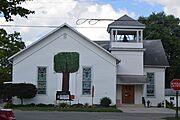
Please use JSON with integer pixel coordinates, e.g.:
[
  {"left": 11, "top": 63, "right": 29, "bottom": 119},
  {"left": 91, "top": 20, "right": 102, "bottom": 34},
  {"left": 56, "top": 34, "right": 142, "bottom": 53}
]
[
  {"left": 36, "top": 103, "right": 47, "bottom": 107},
  {"left": 4, "top": 102, "right": 13, "bottom": 109},
  {"left": 165, "top": 100, "right": 174, "bottom": 108},
  {"left": 100, "top": 97, "right": 112, "bottom": 107},
  {"left": 59, "top": 102, "right": 69, "bottom": 108},
  {"left": 84, "top": 103, "right": 89, "bottom": 108},
  {"left": 71, "top": 103, "right": 84, "bottom": 108}
]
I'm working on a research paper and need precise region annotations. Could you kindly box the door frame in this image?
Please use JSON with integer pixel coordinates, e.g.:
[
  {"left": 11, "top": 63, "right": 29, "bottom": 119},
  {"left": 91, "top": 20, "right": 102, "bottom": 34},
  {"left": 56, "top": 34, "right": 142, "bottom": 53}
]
[{"left": 122, "top": 85, "right": 134, "bottom": 104}]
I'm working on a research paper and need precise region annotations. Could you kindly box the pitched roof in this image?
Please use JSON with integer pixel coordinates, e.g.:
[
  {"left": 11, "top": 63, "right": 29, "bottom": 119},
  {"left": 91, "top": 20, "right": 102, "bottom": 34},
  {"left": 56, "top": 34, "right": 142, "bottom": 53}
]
[
  {"left": 9, "top": 23, "right": 120, "bottom": 63},
  {"left": 94, "top": 40, "right": 169, "bottom": 67},
  {"left": 143, "top": 40, "right": 169, "bottom": 67},
  {"left": 107, "top": 15, "right": 145, "bottom": 32}
]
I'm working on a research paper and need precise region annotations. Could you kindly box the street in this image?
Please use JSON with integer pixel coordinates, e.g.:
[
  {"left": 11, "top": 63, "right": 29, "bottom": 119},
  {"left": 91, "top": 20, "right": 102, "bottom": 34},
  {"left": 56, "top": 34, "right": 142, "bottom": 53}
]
[{"left": 14, "top": 111, "right": 174, "bottom": 120}]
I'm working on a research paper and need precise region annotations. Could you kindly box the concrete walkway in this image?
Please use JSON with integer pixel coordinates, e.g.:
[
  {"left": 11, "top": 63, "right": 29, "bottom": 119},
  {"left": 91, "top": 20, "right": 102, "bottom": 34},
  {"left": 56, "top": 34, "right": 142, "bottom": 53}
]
[{"left": 119, "top": 106, "right": 176, "bottom": 114}]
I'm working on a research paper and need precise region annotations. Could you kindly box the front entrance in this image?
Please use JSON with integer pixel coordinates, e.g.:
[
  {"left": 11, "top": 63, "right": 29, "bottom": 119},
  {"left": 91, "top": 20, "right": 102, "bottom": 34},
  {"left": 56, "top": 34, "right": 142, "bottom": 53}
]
[{"left": 122, "top": 85, "right": 134, "bottom": 104}]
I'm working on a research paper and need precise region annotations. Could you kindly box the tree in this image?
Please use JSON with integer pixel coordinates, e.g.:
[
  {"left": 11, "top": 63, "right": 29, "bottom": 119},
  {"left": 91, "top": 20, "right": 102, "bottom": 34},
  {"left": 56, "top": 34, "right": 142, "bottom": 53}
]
[
  {"left": 0, "top": 0, "right": 34, "bottom": 83},
  {"left": 0, "top": 29, "right": 25, "bottom": 83},
  {"left": 1, "top": 83, "right": 14, "bottom": 101},
  {"left": 138, "top": 12, "right": 180, "bottom": 88},
  {"left": 14, "top": 83, "right": 37, "bottom": 105},
  {"left": 0, "top": 0, "right": 34, "bottom": 22},
  {"left": 54, "top": 52, "right": 79, "bottom": 93}
]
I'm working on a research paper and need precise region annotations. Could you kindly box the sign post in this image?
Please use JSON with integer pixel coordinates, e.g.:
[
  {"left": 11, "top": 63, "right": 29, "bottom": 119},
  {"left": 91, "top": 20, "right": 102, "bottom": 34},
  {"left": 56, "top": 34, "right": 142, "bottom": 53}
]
[
  {"left": 171, "top": 79, "right": 180, "bottom": 118},
  {"left": 92, "top": 86, "right": 94, "bottom": 106},
  {"left": 176, "top": 91, "right": 178, "bottom": 118}
]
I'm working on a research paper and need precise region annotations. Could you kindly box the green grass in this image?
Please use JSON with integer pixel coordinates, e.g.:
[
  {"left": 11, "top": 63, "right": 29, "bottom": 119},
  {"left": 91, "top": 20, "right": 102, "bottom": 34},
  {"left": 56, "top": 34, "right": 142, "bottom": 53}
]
[
  {"left": 163, "top": 117, "right": 180, "bottom": 120},
  {"left": 12, "top": 106, "right": 122, "bottom": 112}
]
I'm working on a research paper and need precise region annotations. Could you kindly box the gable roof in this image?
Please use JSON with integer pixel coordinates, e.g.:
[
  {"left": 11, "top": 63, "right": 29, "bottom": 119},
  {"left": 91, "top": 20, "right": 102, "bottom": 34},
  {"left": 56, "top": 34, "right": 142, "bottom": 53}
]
[
  {"left": 94, "top": 40, "right": 169, "bottom": 67},
  {"left": 107, "top": 15, "right": 145, "bottom": 32},
  {"left": 9, "top": 23, "right": 120, "bottom": 63},
  {"left": 143, "top": 40, "right": 169, "bottom": 67}
]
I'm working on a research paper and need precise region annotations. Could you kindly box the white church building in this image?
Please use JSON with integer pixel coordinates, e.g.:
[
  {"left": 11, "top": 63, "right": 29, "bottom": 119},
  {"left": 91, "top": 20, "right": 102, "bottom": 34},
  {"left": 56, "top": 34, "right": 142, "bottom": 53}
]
[{"left": 9, "top": 15, "right": 169, "bottom": 106}]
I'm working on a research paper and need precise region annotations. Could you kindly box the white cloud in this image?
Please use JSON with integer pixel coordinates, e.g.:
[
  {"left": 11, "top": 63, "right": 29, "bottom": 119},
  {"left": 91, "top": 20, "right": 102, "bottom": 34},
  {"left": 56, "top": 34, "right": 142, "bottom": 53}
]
[
  {"left": 0, "top": 0, "right": 135, "bottom": 46},
  {"left": 141, "top": 0, "right": 180, "bottom": 18}
]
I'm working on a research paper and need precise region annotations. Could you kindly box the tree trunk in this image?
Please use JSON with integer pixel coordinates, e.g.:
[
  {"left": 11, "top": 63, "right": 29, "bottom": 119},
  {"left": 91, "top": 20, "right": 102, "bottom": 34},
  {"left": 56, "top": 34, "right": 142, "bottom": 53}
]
[
  {"left": 62, "top": 71, "right": 70, "bottom": 92},
  {"left": 21, "top": 98, "right": 23, "bottom": 105}
]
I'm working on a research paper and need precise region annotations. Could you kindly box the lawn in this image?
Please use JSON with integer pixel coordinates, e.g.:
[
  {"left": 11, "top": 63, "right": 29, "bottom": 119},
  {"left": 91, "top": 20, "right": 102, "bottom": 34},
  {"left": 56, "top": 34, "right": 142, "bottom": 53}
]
[
  {"left": 10, "top": 104, "right": 122, "bottom": 112},
  {"left": 163, "top": 117, "right": 180, "bottom": 120}
]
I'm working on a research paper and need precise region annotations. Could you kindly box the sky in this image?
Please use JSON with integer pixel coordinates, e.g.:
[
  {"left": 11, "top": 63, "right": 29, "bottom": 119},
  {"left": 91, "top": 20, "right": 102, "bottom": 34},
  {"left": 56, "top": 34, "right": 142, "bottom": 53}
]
[{"left": 0, "top": 0, "right": 180, "bottom": 46}]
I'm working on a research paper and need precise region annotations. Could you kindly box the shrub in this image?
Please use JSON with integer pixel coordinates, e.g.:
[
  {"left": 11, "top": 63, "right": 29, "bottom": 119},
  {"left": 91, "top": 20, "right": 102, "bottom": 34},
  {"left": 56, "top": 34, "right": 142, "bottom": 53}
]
[
  {"left": 36, "top": 103, "right": 47, "bottom": 107},
  {"left": 71, "top": 103, "right": 84, "bottom": 108},
  {"left": 2, "top": 83, "right": 37, "bottom": 105},
  {"left": 15, "top": 83, "right": 37, "bottom": 105},
  {"left": 84, "top": 103, "right": 89, "bottom": 108},
  {"left": 59, "top": 102, "right": 69, "bottom": 108},
  {"left": 4, "top": 102, "right": 13, "bottom": 109},
  {"left": 165, "top": 100, "right": 174, "bottom": 108},
  {"left": 100, "top": 97, "right": 112, "bottom": 107}
]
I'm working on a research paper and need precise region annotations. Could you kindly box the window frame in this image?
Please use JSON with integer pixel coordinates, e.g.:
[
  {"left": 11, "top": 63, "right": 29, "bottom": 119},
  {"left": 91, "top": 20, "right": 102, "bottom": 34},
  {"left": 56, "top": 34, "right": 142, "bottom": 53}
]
[
  {"left": 146, "top": 72, "right": 155, "bottom": 97},
  {"left": 37, "top": 66, "right": 47, "bottom": 95},
  {"left": 82, "top": 66, "right": 92, "bottom": 96}
]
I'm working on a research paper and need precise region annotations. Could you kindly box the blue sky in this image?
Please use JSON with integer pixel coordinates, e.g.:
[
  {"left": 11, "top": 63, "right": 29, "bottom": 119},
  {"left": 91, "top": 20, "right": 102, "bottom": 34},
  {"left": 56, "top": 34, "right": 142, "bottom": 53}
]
[
  {"left": 95, "top": 0, "right": 164, "bottom": 18},
  {"left": 0, "top": 0, "right": 179, "bottom": 45}
]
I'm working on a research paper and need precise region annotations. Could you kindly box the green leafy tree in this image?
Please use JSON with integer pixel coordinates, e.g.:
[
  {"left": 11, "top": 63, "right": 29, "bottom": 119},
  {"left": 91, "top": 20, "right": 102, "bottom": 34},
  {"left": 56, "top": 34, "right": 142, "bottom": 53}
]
[
  {"left": 0, "top": 0, "right": 35, "bottom": 22},
  {"left": 54, "top": 52, "right": 79, "bottom": 92},
  {"left": 1, "top": 83, "right": 14, "bottom": 101},
  {"left": 0, "top": 0, "right": 34, "bottom": 83},
  {"left": 14, "top": 83, "right": 37, "bottom": 105},
  {"left": 0, "top": 29, "right": 25, "bottom": 83},
  {"left": 138, "top": 12, "right": 180, "bottom": 87}
]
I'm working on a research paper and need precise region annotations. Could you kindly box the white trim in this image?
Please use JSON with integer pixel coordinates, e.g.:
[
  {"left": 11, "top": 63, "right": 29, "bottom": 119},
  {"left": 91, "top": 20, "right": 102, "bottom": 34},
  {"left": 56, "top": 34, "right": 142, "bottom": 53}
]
[
  {"left": 117, "top": 83, "right": 146, "bottom": 85},
  {"left": 107, "top": 25, "right": 145, "bottom": 32},
  {"left": 110, "top": 48, "right": 145, "bottom": 51},
  {"left": 111, "top": 28, "right": 144, "bottom": 31},
  {"left": 144, "top": 65, "right": 169, "bottom": 68},
  {"left": 109, "top": 25, "right": 145, "bottom": 29}
]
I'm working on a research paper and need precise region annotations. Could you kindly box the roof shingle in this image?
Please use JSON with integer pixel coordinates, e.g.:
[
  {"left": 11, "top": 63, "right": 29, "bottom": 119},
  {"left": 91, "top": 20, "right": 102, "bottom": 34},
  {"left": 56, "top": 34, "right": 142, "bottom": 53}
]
[{"left": 93, "top": 40, "right": 169, "bottom": 67}]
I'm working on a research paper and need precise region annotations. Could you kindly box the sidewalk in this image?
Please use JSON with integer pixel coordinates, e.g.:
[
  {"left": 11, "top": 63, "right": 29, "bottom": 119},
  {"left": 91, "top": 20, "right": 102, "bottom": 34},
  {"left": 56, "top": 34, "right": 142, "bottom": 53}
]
[{"left": 119, "top": 106, "right": 176, "bottom": 113}]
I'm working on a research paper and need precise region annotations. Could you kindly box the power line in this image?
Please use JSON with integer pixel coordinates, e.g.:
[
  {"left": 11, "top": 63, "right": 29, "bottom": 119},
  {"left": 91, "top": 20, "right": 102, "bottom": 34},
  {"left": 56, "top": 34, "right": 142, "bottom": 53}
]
[
  {"left": 76, "top": 18, "right": 180, "bottom": 25},
  {"left": 0, "top": 18, "right": 179, "bottom": 28},
  {"left": 0, "top": 25, "right": 106, "bottom": 28}
]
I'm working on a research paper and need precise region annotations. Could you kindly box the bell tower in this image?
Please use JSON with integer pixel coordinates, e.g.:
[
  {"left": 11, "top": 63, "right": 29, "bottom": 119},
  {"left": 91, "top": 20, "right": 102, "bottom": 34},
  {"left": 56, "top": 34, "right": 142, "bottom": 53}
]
[
  {"left": 107, "top": 15, "right": 145, "bottom": 49},
  {"left": 107, "top": 15, "right": 145, "bottom": 75}
]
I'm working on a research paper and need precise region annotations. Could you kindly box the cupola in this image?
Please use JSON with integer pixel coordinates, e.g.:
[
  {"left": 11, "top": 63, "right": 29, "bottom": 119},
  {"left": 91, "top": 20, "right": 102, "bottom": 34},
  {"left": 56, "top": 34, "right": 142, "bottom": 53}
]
[{"left": 107, "top": 15, "right": 145, "bottom": 49}]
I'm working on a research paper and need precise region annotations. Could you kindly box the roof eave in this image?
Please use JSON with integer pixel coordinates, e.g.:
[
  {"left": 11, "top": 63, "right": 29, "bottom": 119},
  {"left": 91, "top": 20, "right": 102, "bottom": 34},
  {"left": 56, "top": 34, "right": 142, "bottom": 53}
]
[
  {"left": 144, "top": 65, "right": 170, "bottom": 68},
  {"left": 107, "top": 25, "right": 145, "bottom": 33}
]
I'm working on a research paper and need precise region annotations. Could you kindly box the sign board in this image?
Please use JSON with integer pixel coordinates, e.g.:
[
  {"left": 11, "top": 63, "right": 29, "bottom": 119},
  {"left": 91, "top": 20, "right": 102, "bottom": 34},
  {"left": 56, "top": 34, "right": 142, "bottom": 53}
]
[
  {"left": 171, "top": 79, "right": 180, "bottom": 90},
  {"left": 56, "top": 91, "right": 70, "bottom": 100},
  {"left": 170, "top": 79, "right": 180, "bottom": 118}
]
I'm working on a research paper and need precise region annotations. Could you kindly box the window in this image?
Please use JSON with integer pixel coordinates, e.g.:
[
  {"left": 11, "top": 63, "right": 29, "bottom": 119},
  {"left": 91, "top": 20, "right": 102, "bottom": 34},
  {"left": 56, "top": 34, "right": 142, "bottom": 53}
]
[
  {"left": 82, "top": 67, "right": 92, "bottom": 95},
  {"left": 37, "top": 67, "right": 47, "bottom": 94},
  {"left": 146, "top": 72, "right": 155, "bottom": 97}
]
